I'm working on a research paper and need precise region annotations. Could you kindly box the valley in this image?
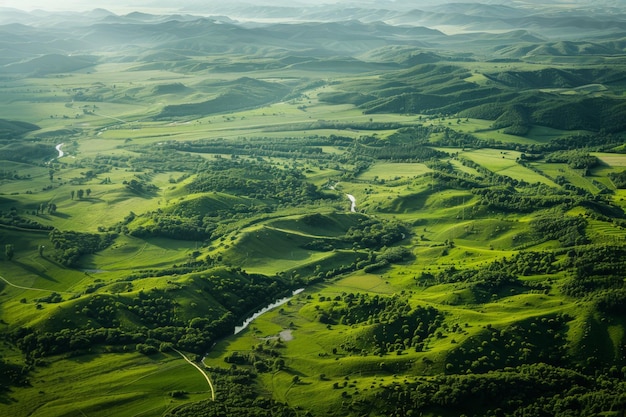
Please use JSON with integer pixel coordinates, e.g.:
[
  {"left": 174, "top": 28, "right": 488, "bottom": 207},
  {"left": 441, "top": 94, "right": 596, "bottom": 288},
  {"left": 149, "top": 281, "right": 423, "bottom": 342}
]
[{"left": 1, "top": 1, "right": 626, "bottom": 416}]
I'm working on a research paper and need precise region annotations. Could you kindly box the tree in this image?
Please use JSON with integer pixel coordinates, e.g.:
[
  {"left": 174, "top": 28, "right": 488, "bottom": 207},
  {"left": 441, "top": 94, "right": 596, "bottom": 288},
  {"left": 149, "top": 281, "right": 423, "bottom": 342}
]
[
  {"left": 5, "top": 244, "right": 14, "bottom": 261},
  {"left": 85, "top": 188, "right": 91, "bottom": 197},
  {"left": 76, "top": 189, "right": 84, "bottom": 199},
  {"left": 70, "top": 190, "right": 75, "bottom": 200},
  {"left": 39, "top": 245, "right": 45, "bottom": 257}
]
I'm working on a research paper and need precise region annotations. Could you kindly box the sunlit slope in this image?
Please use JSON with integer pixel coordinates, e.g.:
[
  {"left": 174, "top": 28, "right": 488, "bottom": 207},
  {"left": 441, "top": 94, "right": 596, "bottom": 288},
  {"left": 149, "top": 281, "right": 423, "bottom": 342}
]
[
  {"left": 219, "top": 213, "right": 371, "bottom": 275},
  {"left": 0, "top": 3, "right": 625, "bottom": 416},
  {"left": 322, "top": 63, "right": 626, "bottom": 135}
]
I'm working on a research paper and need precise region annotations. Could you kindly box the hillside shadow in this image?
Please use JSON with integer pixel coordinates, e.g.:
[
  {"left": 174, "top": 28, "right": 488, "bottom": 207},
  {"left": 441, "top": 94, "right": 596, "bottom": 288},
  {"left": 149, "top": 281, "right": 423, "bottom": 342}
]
[
  {"left": 0, "top": 388, "right": 17, "bottom": 405},
  {"left": 14, "top": 260, "right": 58, "bottom": 282},
  {"left": 73, "top": 197, "right": 104, "bottom": 204}
]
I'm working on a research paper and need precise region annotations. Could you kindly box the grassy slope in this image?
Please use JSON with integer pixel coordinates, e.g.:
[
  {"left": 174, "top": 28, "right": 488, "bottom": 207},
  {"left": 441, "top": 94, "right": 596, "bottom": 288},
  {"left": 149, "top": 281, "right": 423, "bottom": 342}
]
[{"left": 0, "top": 40, "right": 625, "bottom": 417}]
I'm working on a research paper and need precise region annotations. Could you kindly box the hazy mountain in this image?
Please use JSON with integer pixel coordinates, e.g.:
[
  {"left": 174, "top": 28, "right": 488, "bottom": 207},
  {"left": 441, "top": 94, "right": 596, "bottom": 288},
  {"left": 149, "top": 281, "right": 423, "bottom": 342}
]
[{"left": 0, "top": 1, "right": 624, "bottom": 75}]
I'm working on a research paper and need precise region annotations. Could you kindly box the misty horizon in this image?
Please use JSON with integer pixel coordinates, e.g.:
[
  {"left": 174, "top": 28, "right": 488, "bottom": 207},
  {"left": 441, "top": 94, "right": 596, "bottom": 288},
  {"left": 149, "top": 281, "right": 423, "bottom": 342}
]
[{"left": 1, "top": 0, "right": 622, "bottom": 15}]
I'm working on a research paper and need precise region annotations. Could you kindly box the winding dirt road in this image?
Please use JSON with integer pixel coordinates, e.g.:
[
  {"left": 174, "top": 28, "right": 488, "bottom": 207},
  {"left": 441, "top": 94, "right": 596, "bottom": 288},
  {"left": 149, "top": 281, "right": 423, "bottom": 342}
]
[{"left": 174, "top": 348, "right": 216, "bottom": 401}]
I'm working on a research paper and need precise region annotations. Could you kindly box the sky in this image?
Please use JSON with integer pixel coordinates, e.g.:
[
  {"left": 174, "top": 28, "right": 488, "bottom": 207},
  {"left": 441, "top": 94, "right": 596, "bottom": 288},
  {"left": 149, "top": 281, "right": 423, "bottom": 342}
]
[
  {"left": 0, "top": 0, "right": 424, "bottom": 13},
  {"left": 0, "top": 0, "right": 617, "bottom": 13},
  {"left": 0, "top": 0, "right": 174, "bottom": 12},
  {"left": 1, "top": 0, "right": 325, "bottom": 12}
]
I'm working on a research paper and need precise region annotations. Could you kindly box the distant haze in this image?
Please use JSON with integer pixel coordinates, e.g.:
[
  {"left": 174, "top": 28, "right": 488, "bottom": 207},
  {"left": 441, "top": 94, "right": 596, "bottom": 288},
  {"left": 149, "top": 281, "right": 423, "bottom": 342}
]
[
  {"left": 0, "top": 0, "right": 164, "bottom": 13},
  {"left": 5, "top": 0, "right": 340, "bottom": 12},
  {"left": 2, "top": 0, "right": 614, "bottom": 14}
]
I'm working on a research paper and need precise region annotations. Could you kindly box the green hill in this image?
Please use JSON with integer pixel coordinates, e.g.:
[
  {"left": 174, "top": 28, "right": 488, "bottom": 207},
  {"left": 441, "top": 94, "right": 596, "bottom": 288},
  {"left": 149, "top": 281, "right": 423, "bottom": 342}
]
[
  {"left": 165, "top": 193, "right": 255, "bottom": 217},
  {"left": 1, "top": 4, "right": 626, "bottom": 417},
  {"left": 0, "top": 119, "right": 40, "bottom": 139},
  {"left": 494, "top": 40, "right": 621, "bottom": 59},
  {"left": 2, "top": 54, "right": 98, "bottom": 76},
  {"left": 320, "top": 63, "right": 626, "bottom": 134},
  {"left": 151, "top": 82, "right": 191, "bottom": 95},
  {"left": 157, "top": 77, "right": 291, "bottom": 118},
  {"left": 0, "top": 141, "right": 54, "bottom": 162}
]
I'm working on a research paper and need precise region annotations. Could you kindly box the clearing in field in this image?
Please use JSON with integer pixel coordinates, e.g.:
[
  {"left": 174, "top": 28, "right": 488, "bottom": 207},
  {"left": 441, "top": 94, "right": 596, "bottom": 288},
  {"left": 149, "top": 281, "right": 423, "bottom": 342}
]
[{"left": 358, "top": 162, "right": 432, "bottom": 181}]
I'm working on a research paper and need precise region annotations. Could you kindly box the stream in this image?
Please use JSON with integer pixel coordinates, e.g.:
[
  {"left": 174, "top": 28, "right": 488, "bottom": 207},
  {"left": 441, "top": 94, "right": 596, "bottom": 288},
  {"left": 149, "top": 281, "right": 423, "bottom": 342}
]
[
  {"left": 347, "top": 194, "right": 357, "bottom": 212},
  {"left": 234, "top": 288, "right": 304, "bottom": 334},
  {"left": 55, "top": 143, "right": 64, "bottom": 158}
]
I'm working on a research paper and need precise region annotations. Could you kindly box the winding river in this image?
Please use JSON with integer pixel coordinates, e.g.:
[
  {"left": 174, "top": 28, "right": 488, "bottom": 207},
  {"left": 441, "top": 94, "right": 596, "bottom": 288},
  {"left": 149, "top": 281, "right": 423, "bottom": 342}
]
[
  {"left": 347, "top": 194, "right": 357, "bottom": 212},
  {"left": 234, "top": 288, "right": 304, "bottom": 334}
]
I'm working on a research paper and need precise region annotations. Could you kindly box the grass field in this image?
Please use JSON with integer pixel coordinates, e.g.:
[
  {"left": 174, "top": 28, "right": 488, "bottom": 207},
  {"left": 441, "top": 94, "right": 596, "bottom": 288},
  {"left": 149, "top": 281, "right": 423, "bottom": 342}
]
[
  {"left": 358, "top": 162, "right": 432, "bottom": 181},
  {"left": 534, "top": 162, "right": 601, "bottom": 192},
  {"left": 2, "top": 352, "right": 212, "bottom": 417},
  {"left": 1, "top": 14, "right": 625, "bottom": 417}
]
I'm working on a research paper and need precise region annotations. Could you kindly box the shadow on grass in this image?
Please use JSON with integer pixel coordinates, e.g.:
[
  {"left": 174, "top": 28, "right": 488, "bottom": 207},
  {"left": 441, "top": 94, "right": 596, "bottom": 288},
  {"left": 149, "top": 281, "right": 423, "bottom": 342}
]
[
  {"left": 0, "top": 389, "right": 17, "bottom": 405},
  {"left": 75, "top": 197, "right": 104, "bottom": 203},
  {"left": 67, "top": 351, "right": 168, "bottom": 365},
  {"left": 14, "top": 260, "right": 58, "bottom": 282}
]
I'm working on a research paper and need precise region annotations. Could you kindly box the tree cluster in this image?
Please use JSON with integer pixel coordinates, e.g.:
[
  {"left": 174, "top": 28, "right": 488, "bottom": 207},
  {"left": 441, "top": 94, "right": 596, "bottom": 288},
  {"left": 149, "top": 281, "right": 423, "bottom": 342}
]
[
  {"left": 529, "top": 214, "right": 589, "bottom": 247},
  {"left": 0, "top": 209, "right": 53, "bottom": 230},
  {"left": 343, "top": 217, "right": 408, "bottom": 251},
  {"left": 472, "top": 186, "right": 580, "bottom": 214},
  {"left": 370, "top": 363, "right": 626, "bottom": 417},
  {"left": 48, "top": 229, "right": 117, "bottom": 266},
  {"left": 163, "top": 367, "right": 298, "bottom": 417},
  {"left": 315, "top": 293, "right": 442, "bottom": 355},
  {"left": 446, "top": 314, "right": 570, "bottom": 374},
  {"left": 187, "top": 159, "right": 326, "bottom": 208},
  {"left": 561, "top": 244, "right": 626, "bottom": 298},
  {"left": 545, "top": 150, "right": 599, "bottom": 172},
  {"left": 609, "top": 170, "right": 626, "bottom": 188}
]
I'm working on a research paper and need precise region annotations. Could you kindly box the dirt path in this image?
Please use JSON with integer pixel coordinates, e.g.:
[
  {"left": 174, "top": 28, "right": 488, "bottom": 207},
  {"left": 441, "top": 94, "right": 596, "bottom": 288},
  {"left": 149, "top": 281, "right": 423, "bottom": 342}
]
[
  {"left": 0, "top": 274, "right": 75, "bottom": 294},
  {"left": 173, "top": 349, "right": 215, "bottom": 401}
]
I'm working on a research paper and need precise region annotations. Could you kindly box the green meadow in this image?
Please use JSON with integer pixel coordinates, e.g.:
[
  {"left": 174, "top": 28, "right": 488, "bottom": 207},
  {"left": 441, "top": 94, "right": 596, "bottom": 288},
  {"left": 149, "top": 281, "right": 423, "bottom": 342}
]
[{"left": 1, "top": 5, "right": 626, "bottom": 417}]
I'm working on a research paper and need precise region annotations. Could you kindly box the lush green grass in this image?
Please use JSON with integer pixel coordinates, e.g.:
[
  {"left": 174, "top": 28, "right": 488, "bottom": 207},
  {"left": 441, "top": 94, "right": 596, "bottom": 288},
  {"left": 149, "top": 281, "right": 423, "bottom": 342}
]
[
  {"left": 2, "top": 352, "right": 212, "bottom": 417},
  {"left": 1, "top": 20, "right": 625, "bottom": 417},
  {"left": 455, "top": 148, "right": 556, "bottom": 185},
  {"left": 454, "top": 119, "right": 590, "bottom": 146},
  {"left": 81, "top": 235, "right": 198, "bottom": 271},
  {"left": 593, "top": 152, "right": 626, "bottom": 187},
  {"left": 358, "top": 162, "right": 432, "bottom": 181},
  {"left": 533, "top": 162, "right": 600, "bottom": 192},
  {"left": 201, "top": 262, "right": 579, "bottom": 412}
]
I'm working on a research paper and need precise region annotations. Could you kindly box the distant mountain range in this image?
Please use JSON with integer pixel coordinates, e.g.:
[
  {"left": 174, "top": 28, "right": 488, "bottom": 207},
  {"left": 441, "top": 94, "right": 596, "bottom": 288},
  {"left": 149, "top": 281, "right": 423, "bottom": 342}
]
[{"left": 0, "top": 2, "right": 624, "bottom": 77}]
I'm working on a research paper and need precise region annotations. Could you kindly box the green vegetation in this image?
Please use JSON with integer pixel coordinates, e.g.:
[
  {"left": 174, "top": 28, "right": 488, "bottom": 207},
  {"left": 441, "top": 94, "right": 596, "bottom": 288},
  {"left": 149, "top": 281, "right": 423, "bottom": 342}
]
[{"left": 1, "top": 2, "right": 626, "bottom": 417}]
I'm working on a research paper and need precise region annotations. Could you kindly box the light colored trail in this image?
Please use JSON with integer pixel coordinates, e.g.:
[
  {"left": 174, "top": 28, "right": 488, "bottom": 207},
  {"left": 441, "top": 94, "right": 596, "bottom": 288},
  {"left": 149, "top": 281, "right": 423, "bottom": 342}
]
[
  {"left": 55, "top": 143, "right": 64, "bottom": 158},
  {"left": 93, "top": 112, "right": 128, "bottom": 123},
  {"left": 174, "top": 349, "right": 215, "bottom": 401}
]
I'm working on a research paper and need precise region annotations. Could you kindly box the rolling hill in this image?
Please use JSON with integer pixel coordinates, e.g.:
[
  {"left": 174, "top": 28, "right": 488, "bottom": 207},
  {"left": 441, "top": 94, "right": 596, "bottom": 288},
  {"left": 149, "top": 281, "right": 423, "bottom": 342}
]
[{"left": 0, "top": 2, "right": 625, "bottom": 417}]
